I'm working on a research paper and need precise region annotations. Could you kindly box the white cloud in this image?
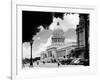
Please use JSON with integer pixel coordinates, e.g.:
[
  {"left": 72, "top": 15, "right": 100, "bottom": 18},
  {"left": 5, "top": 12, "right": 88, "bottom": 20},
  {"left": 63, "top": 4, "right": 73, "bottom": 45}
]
[
  {"left": 32, "top": 35, "right": 52, "bottom": 58},
  {"left": 63, "top": 13, "right": 79, "bottom": 25},
  {"left": 65, "top": 38, "right": 76, "bottom": 44},
  {"left": 49, "top": 13, "right": 79, "bottom": 32},
  {"left": 38, "top": 25, "right": 44, "bottom": 31},
  {"left": 23, "top": 42, "right": 30, "bottom": 59},
  {"left": 49, "top": 17, "right": 58, "bottom": 30},
  {"left": 37, "top": 37, "right": 40, "bottom": 40}
]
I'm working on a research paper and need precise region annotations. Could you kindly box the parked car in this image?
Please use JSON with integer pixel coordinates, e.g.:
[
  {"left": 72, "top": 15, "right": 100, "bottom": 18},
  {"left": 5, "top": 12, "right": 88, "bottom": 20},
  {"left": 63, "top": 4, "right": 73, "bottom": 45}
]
[
  {"left": 71, "top": 58, "right": 88, "bottom": 65},
  {"left": 60, "top": 58, "right": 73, "bottom": 65}
]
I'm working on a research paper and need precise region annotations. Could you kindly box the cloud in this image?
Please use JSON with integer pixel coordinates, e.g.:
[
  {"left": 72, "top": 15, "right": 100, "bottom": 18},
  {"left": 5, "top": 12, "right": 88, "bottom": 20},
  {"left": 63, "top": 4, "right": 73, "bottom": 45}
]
[
  {"left": 63, "top": 13, "right": 79, "bottom": 26},
  {"left": 49, "top": 17, "right": 63, "bottom": 30},
  {"left": 37, "top": 37, "right": 40, "bottom": 40},
  {"left": 32, "top": 35, "right": 52, "bottom": 58},
  {"left": 64, "top": 28, "right": 76, "bottom": 39},
  {"left": 49, "top": 13, "right": 79, "bottom": 32},
  {"left": 65, "top": 38, "right": 76, "bottom": 43},
  {"left": 23, "top": 42, "right": 30, "bottom": 59},
  {"left": 38, "top": 25, "right": 44, "bottom": 31}
]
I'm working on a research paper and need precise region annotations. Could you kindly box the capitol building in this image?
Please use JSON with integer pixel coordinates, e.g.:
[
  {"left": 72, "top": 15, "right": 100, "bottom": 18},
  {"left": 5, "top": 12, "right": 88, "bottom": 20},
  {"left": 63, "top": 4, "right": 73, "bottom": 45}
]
[{"left": 40, "top": 22, "right": 77, "bottom": 62}]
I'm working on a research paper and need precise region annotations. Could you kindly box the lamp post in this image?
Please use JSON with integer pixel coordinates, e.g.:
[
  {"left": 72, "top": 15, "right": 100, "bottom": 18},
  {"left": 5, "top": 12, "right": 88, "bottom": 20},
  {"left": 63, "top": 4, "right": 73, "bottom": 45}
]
[{"left": 30, "top": 40, "right": 33, "bottom": 67}]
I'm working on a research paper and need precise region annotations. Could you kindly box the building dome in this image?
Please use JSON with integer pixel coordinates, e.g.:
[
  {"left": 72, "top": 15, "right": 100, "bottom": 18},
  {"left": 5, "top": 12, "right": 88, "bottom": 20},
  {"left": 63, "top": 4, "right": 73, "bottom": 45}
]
[
  {"left": 52, "top": 28, "right": 65, "bottom": 44},
  {"left": 52, "top": 28, "right": 65, "bottom": 38}
]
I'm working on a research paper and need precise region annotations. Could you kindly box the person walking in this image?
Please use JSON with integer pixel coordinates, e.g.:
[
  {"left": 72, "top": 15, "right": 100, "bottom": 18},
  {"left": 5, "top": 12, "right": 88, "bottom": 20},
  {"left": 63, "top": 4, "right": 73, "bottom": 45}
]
[
  {"left": 57, "top": 60, "right": 60, "bottom": 67},
  {"left": 58, "top": 62, "right": 60, "bottom": 67}
]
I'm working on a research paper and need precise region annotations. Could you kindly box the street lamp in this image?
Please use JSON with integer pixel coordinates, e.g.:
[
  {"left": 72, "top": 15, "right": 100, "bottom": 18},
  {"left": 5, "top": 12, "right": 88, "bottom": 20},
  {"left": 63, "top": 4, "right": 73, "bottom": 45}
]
[{"left": 30, "top": 39, "right": 33, "bottom": 67}]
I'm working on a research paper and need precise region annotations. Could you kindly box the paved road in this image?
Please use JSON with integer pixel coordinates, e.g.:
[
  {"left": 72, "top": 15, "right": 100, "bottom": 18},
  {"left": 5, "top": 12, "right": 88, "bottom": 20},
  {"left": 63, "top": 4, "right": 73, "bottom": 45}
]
[
  {"left": 33, "top": 62, "right": 58, "bottom": 68},
  {"left": 24, "top": 62, "right": 82, "bottom": 68}
]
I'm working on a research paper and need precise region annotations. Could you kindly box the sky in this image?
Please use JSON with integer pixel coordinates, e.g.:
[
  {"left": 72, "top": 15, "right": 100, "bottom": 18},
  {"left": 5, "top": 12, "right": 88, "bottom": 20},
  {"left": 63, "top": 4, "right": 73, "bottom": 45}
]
[{"left": 22, "top": 11, "right": 79, "bottom": 59}]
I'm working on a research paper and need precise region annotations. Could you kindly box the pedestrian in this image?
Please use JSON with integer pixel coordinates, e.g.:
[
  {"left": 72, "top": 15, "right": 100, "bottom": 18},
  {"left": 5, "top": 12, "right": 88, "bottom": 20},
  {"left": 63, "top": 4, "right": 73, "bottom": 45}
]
[
  {"left": 57, "top": 62, "right": 60, "bottom": 67},
  {"left": 37, "top": 61, "right": 39, "bottom": 65}
]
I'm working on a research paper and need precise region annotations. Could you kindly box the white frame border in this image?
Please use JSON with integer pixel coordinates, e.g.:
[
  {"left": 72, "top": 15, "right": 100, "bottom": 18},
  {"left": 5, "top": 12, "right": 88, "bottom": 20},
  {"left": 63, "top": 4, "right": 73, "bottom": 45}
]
[{"left": 11, "top": 1, "right": 97, "bottom": 80}]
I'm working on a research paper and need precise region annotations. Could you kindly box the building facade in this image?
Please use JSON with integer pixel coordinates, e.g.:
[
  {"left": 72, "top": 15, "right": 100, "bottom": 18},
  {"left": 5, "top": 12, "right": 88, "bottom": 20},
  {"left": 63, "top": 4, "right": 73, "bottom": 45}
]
[
  {"left": 75, "top": 14, "right": 89, "bottom": 65},
  {"left": 40, "top": 22, "right": 77, "bottom": 62}
]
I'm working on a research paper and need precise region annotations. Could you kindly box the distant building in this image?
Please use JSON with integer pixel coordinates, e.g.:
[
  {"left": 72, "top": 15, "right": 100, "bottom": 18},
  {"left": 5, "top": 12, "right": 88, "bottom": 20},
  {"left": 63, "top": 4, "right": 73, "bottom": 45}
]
[
  {"left": 40, "top": 51, "right": 47, "bottom": 59},
  {"left": 40, "top": 22, "right": 77, "bottom": 62}
]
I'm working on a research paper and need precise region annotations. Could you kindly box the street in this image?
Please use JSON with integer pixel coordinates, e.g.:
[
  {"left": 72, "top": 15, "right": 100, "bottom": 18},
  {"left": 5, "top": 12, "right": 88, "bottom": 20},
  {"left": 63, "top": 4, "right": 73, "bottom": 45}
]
[{"left": 24, "top": 62, "right": 83, "bottom": 68}]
